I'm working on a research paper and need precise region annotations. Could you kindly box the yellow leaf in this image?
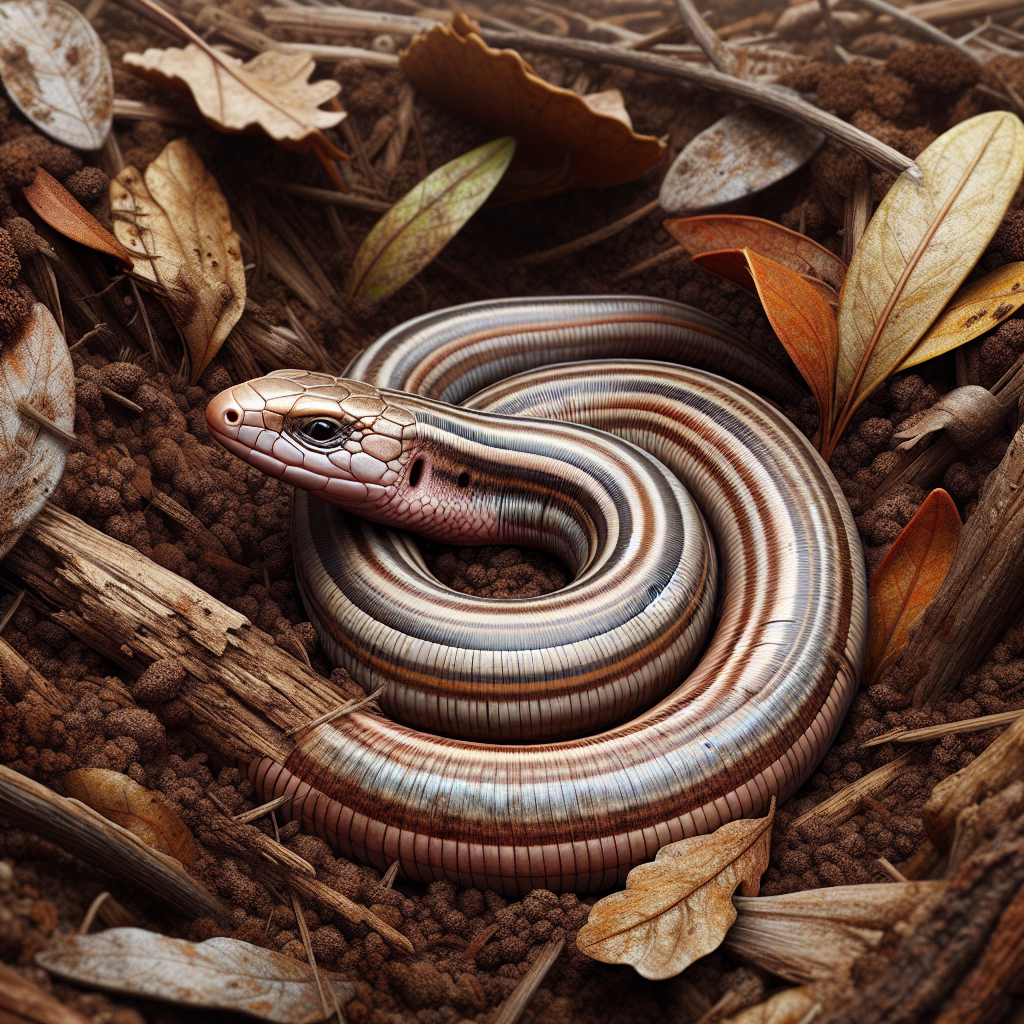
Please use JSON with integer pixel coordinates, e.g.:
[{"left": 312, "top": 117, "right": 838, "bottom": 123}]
[
  {"left": 399, "top": 14, "right": 663, "bottom": 204},
  {"left": 346, "top": 137, "right": 515, "bottom": 302},
  {"left": 62, "top": 769, "right": 198, "bottom": 865},
  {"left": 124, "top": 44, "right": 344, "bottom": 159},
  {"left": 865, "top": 488, "right": 961, "bottom": 685},
  {"left": 832, "top": 112, "right": 1024, "bottom": 452},
  {"left": 110, "top": 139, "right": 245, "bottom": 384},
  {"left": 899, "top": 262, "right": 1024, "bottom": 371},
  {"left": 576, "top": 798, "right": 775, "bottom": 980}
]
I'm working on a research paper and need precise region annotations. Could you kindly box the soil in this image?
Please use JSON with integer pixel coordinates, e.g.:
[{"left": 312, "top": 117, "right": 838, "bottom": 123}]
[{"left": 1, "top": 1, "right": 1024, "bottom": 1022}]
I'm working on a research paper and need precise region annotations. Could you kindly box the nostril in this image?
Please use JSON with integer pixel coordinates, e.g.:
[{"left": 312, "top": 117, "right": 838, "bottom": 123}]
[{"left": 225, "top": 408, "right": 240, "bottom": 424}]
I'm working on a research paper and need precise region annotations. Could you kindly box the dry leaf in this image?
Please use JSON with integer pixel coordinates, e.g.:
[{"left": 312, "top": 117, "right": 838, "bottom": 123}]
[
  {"left": 0, "top": 0, "right": 112, "bottom": 149},
  {"left": 900, "top": 262, "right": 1024, "bottom": 372},
  {"left": 892, "top": 385, "right": 1006, "bottom": 451},
  {"left": 110, "top": 138, "right": 245, "bottom": 384},
  {"left": 665, "top": 214, "right": 846, "bottom": 292},
  {"left": 0, "top": 961, "right": 92, "bottom": 1024},
  {"left": 36, "top": 928, "right": 354, "bottom": 1024},
  {"left": 713, "top": 248, "right": 838, "bottom": 442},
  {"left": 720, "top": 988, "right": 819, "bottom": 1024},
  {"left": 399, "top": 14, "right": 664, "bottom": 203},
  {"left": 0, "top": 304, "right": 73, "bottom": 561},
  {"left": 576, "top": 798, "right": 775, "bottom": 980},
  {"left": 345, "top": 136, "right": 515, "bottom": 302},
  {"left": 23, "top": 167, "right": 132, "bottom": 268},
  {"left": 832, "top": 111, "right": 1024, "bottom": 451},
  {"left": 123, "top": 44, "right": 344, "bottom": 160},
  {"left": 727, "top": 882, "right": 945, "bottom": 984},
  {"left": 62, "top": 768, "right": 198, "bottom": 864},
  {"left": 865, "top": 488, "right": 961, "bottom": 685},
  {"left": 659, "top": 105, "right": 823, "bottom": 215}
]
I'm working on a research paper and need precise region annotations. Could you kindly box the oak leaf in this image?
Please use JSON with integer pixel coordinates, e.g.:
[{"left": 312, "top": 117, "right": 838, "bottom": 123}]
[
  {"left": 576, "top": 798, "right": 775, "bottom": 979},
  {"left": 832, "top": 111, "right": 1024, "bottom": 453},
  {"left": 0, "top": 304, "right": 74, "bottom": 561},
  {"left": 23, "top": 167, "right": 132, "bottom": 267},
  {"left": 346, "top": 136, "right": 515, "bottom": 301},
  {"left": 865, "top": 488, "right": 961, "bottom": 685},
  {"left": 666, "top": 214, "right": 846, "bottom": 292},
  {"left": 110, "top": 138, "right": 245, "bottom": 384},
  {"left": 62, "top": 769, "right": 198, "bottom": 864},
  {"left": 899, "top": 261, "right": 1024, "bottom": 372},
  {"left": 399, "top": 14, "right": 664, "bottom": 203},
  {"left": 37, "top": 928, "right": 354, "bottom": 1024},
  {"left": 660, "top": 105, "right": 823, "bottom": 215},
  {"left": 0, "top": 0, "right": 112, "bottom": 149},
  {"left": 123, "top": 44, "right": 344, "bottom": 160}
]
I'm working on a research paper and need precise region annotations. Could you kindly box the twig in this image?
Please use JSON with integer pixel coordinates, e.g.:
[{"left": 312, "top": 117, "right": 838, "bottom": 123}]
[
  {"left": 265, "top": 180, "right": 391, "bottom": 213},
  {"left": 0, "top": 591, "right": 25, "bottom": 634},
  {"left": 477, "top": 28, "right": 920, "bottom": 181},
  {"left": 862, "top": 709, "right": 1024, "bottom": 748},
  {"left": 111, "top": 98, "right": 202, "bottom": 126},
  {"left": 489, "top": 939, "right": 565, "bottom": 1024},
  {"left": 99, "top": 385, "right": 144, "bottom": 414},
  {"left": 609, "top": 244, "right": 687, "bottom": 284},
  {"left": 843, "top": 163, "right": 872, "bottom": 264},
  {"left": 462, "top": 922, "right": 500, "bottom": 963},
  {"left": 517, "top": 199, "right": 660, "bottom": 265},
  {"left": 877, "top": 857, "right": 910, "bottom": 883},
  {"left": 16, "top": 399, "right": 77, "bottom": 446},
  {"left": 291, "top": 890, "right": 330, "bottom": 1018},
  {"left": 79, "top": 892, "right": 111, "bottom": 935},
  {"left": 233, "top": 792, "right": 292, "bottom": 824},
  {"left": 380, "top": 860, "right": 401, "bottom": 888},
  {"left": 673, "top": 0, "right": 737, "bottom": 74},
  {"left": 851, "top": 0, "right": 981, "bottom": 58},
  {"left": 284, "top": 685, "right": 387, "bottom": 738},
  {"left": 816, "top": 0, "right": 854, "bottom": 62}
]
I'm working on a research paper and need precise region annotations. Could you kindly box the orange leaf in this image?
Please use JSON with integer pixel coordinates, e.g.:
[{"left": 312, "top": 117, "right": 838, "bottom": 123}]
[
  {"left": 399, "top": 14, "right": 664, "bottom": 204},
  {"left": 666, "top": 214, "right": 846, "bottom": 292},
  {"left": 690, "top": 248, "right": 757, "bottom": 296},
  {"left": 23, "top": 167, "right": 133, "bottom": 268},
  {"left": 865, "top": 489, "right": 961, "bottom": 685}
]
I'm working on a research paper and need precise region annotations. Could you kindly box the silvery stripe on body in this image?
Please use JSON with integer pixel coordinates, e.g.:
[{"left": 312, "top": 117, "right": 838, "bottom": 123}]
[{"left": 204, "top": 295, "right": 867, "bottom": 895}]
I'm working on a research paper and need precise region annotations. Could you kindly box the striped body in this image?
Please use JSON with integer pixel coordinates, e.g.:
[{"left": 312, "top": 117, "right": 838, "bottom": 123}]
[{"left": 206, "top": 296, "right": 867, "bottom": 895}]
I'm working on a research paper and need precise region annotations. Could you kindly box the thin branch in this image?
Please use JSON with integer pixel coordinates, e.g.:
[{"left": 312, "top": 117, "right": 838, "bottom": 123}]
[
  {"left": 673, "top": 0, "right": 737, "bottom": 74},
  {"left": 851, "top": 0, "right": 981, "bottom": 58},
  {"left": 233, "top": 792, "right": 292, "bottom": 824},
  {"left": 517, "top": 199, "right": 660, "bottom": 266},
  {"left": 862, "top": 709, "right": 1024, "bottom": 748},
  {"left": 17, "top": 399, "right": 77, "bottom": 446}
]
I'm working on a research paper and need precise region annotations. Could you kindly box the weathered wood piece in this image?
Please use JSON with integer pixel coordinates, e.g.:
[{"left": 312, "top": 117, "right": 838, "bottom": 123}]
[
  {"left": 892, "top": 423, "right": 1024, "bottom": 705},
  {"left": 0, "top": 763, "right": 231, "bottom": 924},
  {"left": 4, "top": 502, "right": 343, "bottom": 764}
]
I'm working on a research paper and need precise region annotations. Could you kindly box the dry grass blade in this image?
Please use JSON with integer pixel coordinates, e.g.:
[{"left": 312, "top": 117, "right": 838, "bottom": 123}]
[
  {"left": 23, "top": 167, "right": 133, "bottom": 268},
  {"left": 36, "top": 928, "right": 355, "bottom": 1024},
  {"left": 830, "top": 111, "right": 1024, "bottom": 456},
  {"left": 660, "top": 107, "right": 823, "bottom": 215},
  {"left": 665, "top": 215, "right": 846, "bottom": 291},
  {"left": 862, "top": 709, "right": 1024, "bottom": 748},
  {"left": 577, "top": 798, "right": 775, "bottom": 979},
  {"left": 899, "top": 261, "right": 1024, "bottom": 371},
  {"left": 0, "top": 304, "right": 74, "bottom": 560},
  {"left": 865, "top": 489, "right": 961, "bottom": 685},
  {"left": 110, "top": 138, "right": 245, "bottom": 383},
  {"left": 62, "top": 768, "right": 198, "bottom": 864},
  {"left": 0, "top": 0, "right": 112, "bottom": 149},
  {"left": 345, "top": 137, "right": 515, "bottom": 302}
]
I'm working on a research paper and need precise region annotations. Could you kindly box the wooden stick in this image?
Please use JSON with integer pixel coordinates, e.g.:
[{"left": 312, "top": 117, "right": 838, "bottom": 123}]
[
  {"left": 490, "top": 939, "right": 565, "bottom": 1024},
  {"left": 16, "top": 399, "right": 77, "bottom": 446},
  {"left": 862, "top": 710, "right": 1024, "bottom": 748},
  {"left": 476, "top": 29, "right": 920, "bottom": 181},
  {"left": 517, "top": 199, "right": 660, "bottom": 266},
  {"left": 609, "top": 244, "right": 687, "bottom": 284},
  {"left": 673, "top": 0, "right": 737, "bottom": 75},
  {"left": 233, "top": 792, "right": 292, "bottom": 824},
  {"left": 265, "top": 180, "right": 392, "bottom": 213},
  {"left": 851, "top": 0, "right": 981, "bottom": 58}
]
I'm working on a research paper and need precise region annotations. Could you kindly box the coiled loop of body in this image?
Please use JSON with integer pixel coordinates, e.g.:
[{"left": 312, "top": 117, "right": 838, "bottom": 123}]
[{"left": 206, "top": 296, "right": 867, "bottom": 896}]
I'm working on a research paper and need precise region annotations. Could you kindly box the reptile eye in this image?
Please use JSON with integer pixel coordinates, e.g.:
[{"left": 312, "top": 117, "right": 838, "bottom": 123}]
[{"left": 295, "top": 418, "right": 347, "bottom": 446}]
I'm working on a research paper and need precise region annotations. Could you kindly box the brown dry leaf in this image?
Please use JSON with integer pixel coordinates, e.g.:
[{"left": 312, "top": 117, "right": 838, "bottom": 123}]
[
  {"left": 720, "top": 988, "right": 820, "bottom": 1024},
  {"left": 123, "top": 44, "right": 344, "bottom": 160},
  {"left": 659, "top": 106, "right": 823, "bottom": 215},
  {"left": 346, "top": 136, "right": 515, "bottom": 302},
  {"left": 36, "top": 928, "right": 354, "bottom": 1024},
  {"left": 900, "top": 262, "right": 1024, "bottom": 372},
  {"left": 399, "top": 14, "right": 664, "bottom": 203},
  {"left": 62, "top": 769, "right": 198, "bottom": 865},
  {"left": 666, "top": 214, "right": 846, "bottom": 292},
  {"left": 23, "top": 167, "right": 132, "bottom": 268},
  {"left": 0, "top": 0, "right": 112, "bottom": 149},
  {"left": 832, "top": 112, "right": 1024, "bottom": 455},
  {"left": 727, "top": 882, "right": 946, "bottom": 984},
  {"left": 0, "top": 304, "right": 73, "bottom": 561},
  {"left": 110, "top": 138, "right": 245, "bottom": 384},
  {"left": 0, "top": 961, "right": 92, "bottom": 1024},
  {"left": 576, "top": 798, "right": 775, "bottom": 979},
  {"left": 892, "top": 385, "right": 1006, "bottom": 451},
  {"left": 865, "top": 488, "right": 961, "bottom": 685}
]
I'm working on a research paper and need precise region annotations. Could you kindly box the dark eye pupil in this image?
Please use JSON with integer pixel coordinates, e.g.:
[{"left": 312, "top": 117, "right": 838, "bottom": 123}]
[{"left": 305, "top": 419, "right": 341, "bottom": 442}]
